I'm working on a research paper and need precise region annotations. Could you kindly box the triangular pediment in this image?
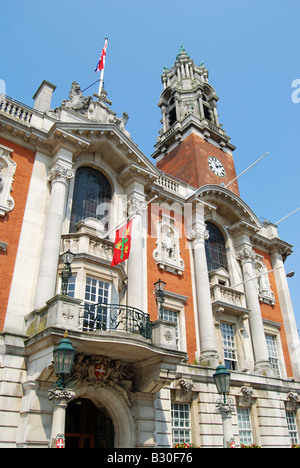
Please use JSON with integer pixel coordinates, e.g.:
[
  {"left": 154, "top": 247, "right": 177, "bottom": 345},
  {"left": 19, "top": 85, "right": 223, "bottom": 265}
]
[{"left": 55, "top": 122, "right": 160, "bottom": 183}]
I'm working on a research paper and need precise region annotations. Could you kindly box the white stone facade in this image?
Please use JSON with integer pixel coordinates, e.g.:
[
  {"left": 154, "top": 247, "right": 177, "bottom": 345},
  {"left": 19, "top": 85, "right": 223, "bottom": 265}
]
[{"left": 0, "top": 63, "right": 299, "bottom": 449}]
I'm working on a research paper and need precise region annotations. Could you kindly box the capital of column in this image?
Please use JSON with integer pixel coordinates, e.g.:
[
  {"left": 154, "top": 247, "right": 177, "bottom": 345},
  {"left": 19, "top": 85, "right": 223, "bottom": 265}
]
[
  {"left": 48, "top": 162, "right": 74, "bottom": 186},
  {"left": 48, "top": 388, "right": 75, "bottom": 402},
  {"left": 216, "top": 397, "right": 236, "bottom": 415},
  {"left": 127, "top": 194, "right": 147, "bottom": 216},
  {"left": 235, "top": 245, "right": 255, "bottom": 263},
  {"left": 187, "top": 225, "right": 209, "bottom": 243}
]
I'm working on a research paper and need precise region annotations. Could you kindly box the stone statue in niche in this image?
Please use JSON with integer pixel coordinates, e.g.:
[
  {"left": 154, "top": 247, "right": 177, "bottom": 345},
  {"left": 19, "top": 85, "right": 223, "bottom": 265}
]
[
  {"left": 162, "top": 229, "right": 176, "bottom": 261},
  {"left": 153, "top": 215, "right": 184, "bottom": 275},
  {"left": 0, "top": 146, "right": 17, "bottom": 217},
  {"left": 255, "top": 258, "right": 275, "bottom": 305},
  {"left": 0, "top": 165, "right": 4, "bottom": 193}
]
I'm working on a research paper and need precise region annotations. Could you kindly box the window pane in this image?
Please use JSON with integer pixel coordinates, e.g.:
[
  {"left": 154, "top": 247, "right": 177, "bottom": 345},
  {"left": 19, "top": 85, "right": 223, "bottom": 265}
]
[
  {"left": 70, "top": 166, "right": 112, "bottom": 233},
  {"left": 286, "top": 411, "right": 299, "bottom": 444},
  {"left": 171, "top": 403, "right": 191, "bottom": 444},
  {"left": 265, "top": 334, "right": 280, "bottom": 377},
  {"left": 67, "top": 275, "right": 76, "bottom": 298},
  {"left": 237, "top": 408, "right": 253, "bottom": 445},
  {"left": 221, "top": 322, "right": 237, "bottom": 371},
  {"left": 205, "top": 222, "right": 228, "bottom": 272}
]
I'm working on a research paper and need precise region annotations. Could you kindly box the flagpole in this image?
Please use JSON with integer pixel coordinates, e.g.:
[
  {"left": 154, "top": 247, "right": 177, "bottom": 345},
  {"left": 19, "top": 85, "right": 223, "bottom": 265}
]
[
  {"left": 103, "top": 195, "right": 158, "bottom": 240},
  {"left": 230, "top": 266, "right": 282, "bottom": 289},
  {"left": 98, "top": 68, "right": 105, "bottom": 96},
  {"left": 225, "top": 152, "right": 269, "bottom": 189},
  {"left": 95, "top": 38, "right": 108, "bottom": 97},
  {"left": 275, "top": 207, "right": 300, "bottom": 225}
]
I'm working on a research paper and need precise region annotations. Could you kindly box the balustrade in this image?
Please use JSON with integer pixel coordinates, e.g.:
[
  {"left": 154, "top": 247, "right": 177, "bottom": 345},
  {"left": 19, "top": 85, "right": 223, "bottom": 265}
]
[{"left": 0, "top": 95, "right": 33, "bottom": 123}]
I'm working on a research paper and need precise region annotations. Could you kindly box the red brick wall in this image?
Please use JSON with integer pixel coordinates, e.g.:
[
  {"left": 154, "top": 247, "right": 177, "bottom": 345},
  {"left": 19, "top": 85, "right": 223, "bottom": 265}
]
[
  {"left": 157, "top": 133, "right": 240, "bottom": 196},
  {"left": 254, "top": 248, "right": 293, "bottom": 377},
  {"left": 0, "top": 138, "right": 35, "bottom": 331},
  {"left": 147, "top": 205, "right": 197, "bottom": 362}
]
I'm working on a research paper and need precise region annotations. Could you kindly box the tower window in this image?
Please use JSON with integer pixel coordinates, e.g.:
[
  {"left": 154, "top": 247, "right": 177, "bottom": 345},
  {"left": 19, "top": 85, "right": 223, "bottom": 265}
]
[
  {"left": 203, "top": 104, "right": 212, "bottom": 122},
  {"left": 70, "top": 166, "right": 112, "bottom": 233},
  {"left": 168, "top": 106, "right": 177, "bottom": 127},
  {"left": 205, "top": 222, "right": 228, "bottom": 272}
]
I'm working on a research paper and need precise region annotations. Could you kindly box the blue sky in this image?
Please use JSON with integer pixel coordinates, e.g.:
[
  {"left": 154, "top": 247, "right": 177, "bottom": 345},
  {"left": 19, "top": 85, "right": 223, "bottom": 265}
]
[{"left": 1, "top": 0, "right": 300, "bottom": 330}]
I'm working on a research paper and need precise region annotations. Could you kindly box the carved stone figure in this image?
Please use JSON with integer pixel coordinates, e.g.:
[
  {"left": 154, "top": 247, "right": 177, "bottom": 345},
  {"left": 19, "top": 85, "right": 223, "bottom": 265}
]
[
  {"left": 0, "top": 168, "right": 3, "bottom": 193},
  {"left": 61, "top": 81, "right": 92, "bottom": 114},
  {"left": 153, "top": 215, "right": 184, "bottom": 275},
  {"left": 162, "top": 230, "right": 176, "bottom": 261}
]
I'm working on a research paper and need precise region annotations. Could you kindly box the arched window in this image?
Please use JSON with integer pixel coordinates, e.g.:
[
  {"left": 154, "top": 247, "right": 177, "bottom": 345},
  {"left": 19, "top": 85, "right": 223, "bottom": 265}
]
[
  {"left": 205, "top": 222, "right": 228, "bottom": 272},
  {"left": 70, "top": 166, "right": 112, "bottom": 233}
]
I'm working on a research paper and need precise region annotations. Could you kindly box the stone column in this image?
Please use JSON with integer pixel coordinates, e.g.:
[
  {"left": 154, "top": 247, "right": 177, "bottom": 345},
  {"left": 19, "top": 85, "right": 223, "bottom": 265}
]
[
  {"left": 216, "top": 398, "right": 236, "bottom": 448},
  {"left": 271, "top": 249, "right": 300, "bottom": 380},
  {"left": 188, "top": 221, "right": 219, "bottom": 367},
  {"left": 48, "top": 388, "right": 75, "bottom": 448},
  {"left": 127, "top": 192, "right": 147, "bottom": 312},
  {"left": 34, "top": 160, "right": 74, "bottom": 310},
  {"left": 236, "top": 245, "right": 272, "bottom": 375}
]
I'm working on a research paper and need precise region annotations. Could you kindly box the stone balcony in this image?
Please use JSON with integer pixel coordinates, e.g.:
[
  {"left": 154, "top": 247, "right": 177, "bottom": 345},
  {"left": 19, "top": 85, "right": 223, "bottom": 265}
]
[
  {"left": 210, "top": 283, "right": 247, "bottom": 310},
  {"left": 25, "top": 295, "right": 181, "bottom": 362},
  {"left": 60, "top": 221, "right": 114, "bottom": 265},
  {"left": 209, "top": 268, "right": 249, "bottom": 318}
]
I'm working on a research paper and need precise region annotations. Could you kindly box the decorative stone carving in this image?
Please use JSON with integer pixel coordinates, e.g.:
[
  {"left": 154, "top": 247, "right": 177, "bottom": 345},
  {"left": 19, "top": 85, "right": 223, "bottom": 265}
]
[
  {"left": 235, "top": 245, "right": 256, "bottom": 263},
  {"left": 237, "top": 386, "right": 256, "bottom": 408},
  {"left": 47, "top": 83, "right": 131, "bottom": 138},
  {"left": 48, "top": 388, "right": 75, "bottom": 401},
  {"left": 285, "top": 392, "right": 300, "bottom": 412},
  {"left": 127, "top": 195, "right": 147, "bottom": 217},
  {"left": 153, "top": 215, "right": 184, "bottom": 275},
  {"left": 179, "top": 379, "right": 193, "bottom": 394},
  {"left": 71, "top": 354, "right": 136, "bottom": 407},
  {"left": 173, "top": 379, "right": 194, "bottom": 403},
  {"left": 216, "top": 397, "right": 235, "bottom": 414},
  {"left": 187, "top": 225, "right": 209, "bottom": 243},
  {"left": 255, "top": 256, "right": 275, "bottom": 305},
  {"left": 48, "top": 162, "right": 74, "bottom": 185},
  {"left": 0, "top": 241, "right": 8, "bottom": 252},
  {"left": 0, "top": 145, "right": 17, "bottom": 217},
  {"left": 61, "top": 81, "right": 93, "bottom": 114}
]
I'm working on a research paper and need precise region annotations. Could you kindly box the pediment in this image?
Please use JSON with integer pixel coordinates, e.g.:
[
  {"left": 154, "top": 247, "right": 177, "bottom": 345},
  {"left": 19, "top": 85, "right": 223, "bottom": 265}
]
[
  {"left": 55, "top": 122, "right": 160, "bottom": 182},
  {"left": 191, "top": 184, "right": 261, "bottom": 228}
]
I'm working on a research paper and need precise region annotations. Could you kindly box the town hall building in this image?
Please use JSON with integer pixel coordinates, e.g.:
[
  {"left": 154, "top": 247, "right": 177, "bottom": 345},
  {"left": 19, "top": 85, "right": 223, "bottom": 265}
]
[{"left": 0, "top": 47, "right": 299, "bottom": 448}]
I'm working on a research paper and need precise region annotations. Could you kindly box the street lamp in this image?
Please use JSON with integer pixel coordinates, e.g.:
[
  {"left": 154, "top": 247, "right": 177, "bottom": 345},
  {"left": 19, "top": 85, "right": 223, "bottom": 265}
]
[
  {"left": 286, "top": 271, "right": 295, "bottom": 278},
  {"left": 53, "top": 332, "right": 76, "bottom": 389},
  {"left": 213, "top": 364, "right": 236, "bottom": 448},
  {"left": 154, "top": 278, "right": 167, "bottom": 317},
  {"left": 213, "top": 364, "right": 231, "bottom": 404},
  {"left": 60, "top": 250, "right": 76, "bottom": 296}
]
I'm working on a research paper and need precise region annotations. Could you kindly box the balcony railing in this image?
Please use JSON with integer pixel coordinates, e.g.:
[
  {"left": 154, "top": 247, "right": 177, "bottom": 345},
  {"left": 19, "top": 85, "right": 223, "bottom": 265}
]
[
  {"left": 79, "top": 303, "right": 152, "bottom": 340},
  {"left": 210, "top": 284, "right": 247, "bottom": 309}
]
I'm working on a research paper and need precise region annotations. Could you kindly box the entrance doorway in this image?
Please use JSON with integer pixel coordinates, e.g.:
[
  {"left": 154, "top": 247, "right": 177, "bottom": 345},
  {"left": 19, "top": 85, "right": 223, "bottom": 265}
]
[{"left": 65, "top": 398, "right": 115, "bottom": 448}]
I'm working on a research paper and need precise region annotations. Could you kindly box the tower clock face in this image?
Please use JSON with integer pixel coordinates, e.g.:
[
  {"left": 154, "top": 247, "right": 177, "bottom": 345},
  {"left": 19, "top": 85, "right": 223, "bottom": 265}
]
[{"left": 208, "top": 156, "right": 226, "bottom": 178}]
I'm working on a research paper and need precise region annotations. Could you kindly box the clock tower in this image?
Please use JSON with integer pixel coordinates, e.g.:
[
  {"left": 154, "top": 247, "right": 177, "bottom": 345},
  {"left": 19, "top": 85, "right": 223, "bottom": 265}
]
[{"left": 152, "top": 45, "right": 240, "bottom": 196}]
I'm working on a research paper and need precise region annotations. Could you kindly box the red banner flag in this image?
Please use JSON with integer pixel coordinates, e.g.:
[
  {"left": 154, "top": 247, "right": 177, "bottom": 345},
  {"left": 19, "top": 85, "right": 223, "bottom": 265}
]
[{"left": 111, "top": 219, "right": 133, "bottom": 267}]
